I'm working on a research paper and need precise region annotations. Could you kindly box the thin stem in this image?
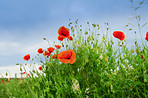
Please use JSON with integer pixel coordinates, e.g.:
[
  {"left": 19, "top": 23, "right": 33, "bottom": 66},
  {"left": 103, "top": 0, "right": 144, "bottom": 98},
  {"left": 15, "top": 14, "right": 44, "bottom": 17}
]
[{"left": 135, "top": 10, "right": 144, "bottom": 46}]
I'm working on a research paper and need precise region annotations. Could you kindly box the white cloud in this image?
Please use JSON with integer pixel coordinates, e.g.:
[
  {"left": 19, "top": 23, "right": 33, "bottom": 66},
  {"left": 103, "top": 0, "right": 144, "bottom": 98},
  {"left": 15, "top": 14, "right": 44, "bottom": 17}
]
[
  {"left": 0, "top": 40, "right": 56, "bottom": 56},
  {"left": 20, "top": 40, "right": 55, "bottom": 55},
  {"left": 0, "top": 63, "right": 41, "bottom": 78},
  {"left": 0, "top": 41, "right": 21, "bottom": 55}
]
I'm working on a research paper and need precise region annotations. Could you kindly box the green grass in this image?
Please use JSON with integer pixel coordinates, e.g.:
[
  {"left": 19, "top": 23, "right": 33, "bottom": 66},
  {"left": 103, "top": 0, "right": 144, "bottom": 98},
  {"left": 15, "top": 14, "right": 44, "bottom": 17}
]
[
  {"left": 0, "top": 20, "right": 148, "bottom": 97},
  {"left": 0, "top": 78, "right": 38, "bottom": 98},
  {"left": 1, "top": 1, "right": 148, "bottom": 95}
]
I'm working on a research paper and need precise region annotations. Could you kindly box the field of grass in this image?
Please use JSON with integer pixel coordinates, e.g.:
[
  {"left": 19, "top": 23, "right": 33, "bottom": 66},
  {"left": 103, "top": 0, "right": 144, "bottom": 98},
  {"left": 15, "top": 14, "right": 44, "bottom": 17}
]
[
  {"left": 0, "top": 19, "right": 148, "bottom": 97},
  {"left": 0, "top": 1, "right": 148, "bottom": 97}
]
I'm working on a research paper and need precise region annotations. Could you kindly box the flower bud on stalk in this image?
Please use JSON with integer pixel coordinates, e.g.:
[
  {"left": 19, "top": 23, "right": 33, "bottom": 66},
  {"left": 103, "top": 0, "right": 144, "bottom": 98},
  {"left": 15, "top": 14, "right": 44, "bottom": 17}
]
[
  {"left": 102, "top": 36, "right": 105, "bottom": 42},
  {"left": 99, "top": 54, "right": 103, "bottom": 60},
  {"left": 105, "top": 57, "right": 108, "bottom": 62}
]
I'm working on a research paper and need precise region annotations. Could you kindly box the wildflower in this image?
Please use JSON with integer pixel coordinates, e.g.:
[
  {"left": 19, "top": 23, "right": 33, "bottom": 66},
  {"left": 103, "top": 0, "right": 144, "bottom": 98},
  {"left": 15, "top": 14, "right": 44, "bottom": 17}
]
[
  {"left": 72, "top": 78, "right": 79, "bottom": 94},
  {"left": 2, "top": 80, "right": 5, "bottom": 84},
  {"left": 141, "top": 55, "right": 144, "bottom": 59},
  {"left": 58, "top": 36, "right": 64, "bottom": 41},
  {"left": 39, "top": 66, "right": 42, "bottom": 70},
  {"left": 28, "top": 74, "right": 30, "bottom": 76},
  {"left": 141, "top": 55, "right": 145, "bottom": 61},
  {"left": 44, "top": 50, "right": 51, "bottom": 57},
  {"left": 68, "top": 36, "right": 73, "bottom": 40},
  {"left": 58, "top": 50, "right": 76, "bottom": 64},
  {"left": 21, "top": 72, "right": 25, "bottom": 74},
  {"left": 140, "top": 51, "right": 145, "bottom": 61},
  {"left": 55, "top": 45, "right": 62, "bottom": 49},
  {"left": 85, "top": 88, "right": 89, "bottom": 94},
  {"left": 58, "top": 26, "right": 70, "bottom": 38},
  {"left": 37, "top": 48, "right": 43, "bottom": 54},
  {"left": 113, "top": 31, "right": 125, "bottom": 41},
  {"left": 52, "top": 54, "right": 57, "bottom": 59},
  {"left": 19, "top": 79, "right": 23, "bottom": 84},
  {"left": 145, "top": 32, "right": 148, "bottom": 41},
  {"left": 99, "top": 54, "right": 103, "bottom": 60},
  {"left": 47, "top": 47, "right": 55, "bottom": 53},
  {"left": 23, "top": 54, "right": 30, "bottom": 61}
]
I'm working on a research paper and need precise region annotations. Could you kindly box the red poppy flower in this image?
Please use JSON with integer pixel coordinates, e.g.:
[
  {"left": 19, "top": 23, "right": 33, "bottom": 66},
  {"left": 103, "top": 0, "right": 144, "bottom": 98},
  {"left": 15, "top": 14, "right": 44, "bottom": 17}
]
[
  {"left": 23, "top": 72, "right": 25, "bottom": 74},
  {"left": 113, "top": 31, "right": 125, "bottom": 41},
  {"left": 145, "top": 32, "right": 148, "bottom": 41},
  {"left": 58, "top": 36, "right": 64, "bottom": 41},
  {"left": 52, "top": 54, "right": 57, "bottom": 59},
  {"left": 141, "top": 51, "right": 145, "bottom": 61},
  {"left": 44, "top": 50, "right": 51, "bottom": 57},
  {"left": 37, "top": 48, "right": 43, "bottom": 54},
  {"left": 141, "top": 55, "right": 144, "bottom": 59},
  {"left": 28, "top": 74, "right": 30, "bottom": 76},
  {"left": 2, "top": 80, "right": 5, "bottom": 84},
  {"left": 23, "top": 54, "right": 30, "bottom": 61},
  {"left": 58, "top": 26, "right": 70, "bottom": 38},
  {"left": 58, "top": 50, "right": 76, "bottom": 64},
  {"left": 39, "top": 66, "right": 42, "bottom": 70},
  {"left": 68, "top": 36, "right": 73, "bottom": 40},
  {"left": 55, "top": 45, "right": 62, "bottom": 49},
  {"left": 47, "top": 47, "right": 55, "bottom": 53}
]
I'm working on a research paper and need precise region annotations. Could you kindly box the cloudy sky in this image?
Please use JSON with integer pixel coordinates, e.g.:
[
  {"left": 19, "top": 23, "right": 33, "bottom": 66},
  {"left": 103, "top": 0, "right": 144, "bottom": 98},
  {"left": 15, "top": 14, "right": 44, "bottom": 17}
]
[{"left": 0, "top": 0, "right": 148, "bottom": 66}]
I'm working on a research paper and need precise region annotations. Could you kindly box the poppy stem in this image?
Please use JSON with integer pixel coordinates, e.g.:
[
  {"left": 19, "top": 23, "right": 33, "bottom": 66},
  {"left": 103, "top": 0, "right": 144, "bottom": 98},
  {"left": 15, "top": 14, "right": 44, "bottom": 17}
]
[{"left": 134, "top": 9, "right": 144, "bottom": 46}]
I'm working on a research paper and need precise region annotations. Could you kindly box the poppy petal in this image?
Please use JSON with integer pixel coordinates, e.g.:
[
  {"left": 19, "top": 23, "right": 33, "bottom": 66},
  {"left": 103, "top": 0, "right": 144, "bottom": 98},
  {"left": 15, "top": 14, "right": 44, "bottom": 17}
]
[
  {"left": 145, "top": 32, "right": 148, "bottom": 41},
  {"left": 58, "top": 50, "right": 76, "bottom": 64},
  {"left": 23, "top": 54, "right": 30, "bottom": 61},
  {"left": 58, "top": 26, "right": 70, "bottom": 38},
  {"left": 113, "top": 31, "right": 125, "bottom": 41}
]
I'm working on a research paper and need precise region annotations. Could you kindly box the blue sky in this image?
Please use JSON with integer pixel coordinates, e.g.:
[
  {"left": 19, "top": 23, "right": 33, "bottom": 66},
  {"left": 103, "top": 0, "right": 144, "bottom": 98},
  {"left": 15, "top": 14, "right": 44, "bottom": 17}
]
[{"left": 0, "top": 0, "right": 148, "bottom": 66}]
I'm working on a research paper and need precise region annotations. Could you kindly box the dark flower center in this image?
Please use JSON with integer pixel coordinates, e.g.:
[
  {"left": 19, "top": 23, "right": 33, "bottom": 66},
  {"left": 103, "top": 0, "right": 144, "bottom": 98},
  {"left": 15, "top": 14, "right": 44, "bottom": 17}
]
[{"left": 61, "top": 32, "right": 67, "bottom": 36}]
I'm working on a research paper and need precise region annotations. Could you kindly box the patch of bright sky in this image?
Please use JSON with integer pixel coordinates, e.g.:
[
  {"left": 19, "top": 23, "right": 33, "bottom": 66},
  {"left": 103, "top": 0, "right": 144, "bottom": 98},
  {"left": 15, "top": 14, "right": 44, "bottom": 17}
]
[{"left": 0, "top": 0, "right": 148, "bottom": 66}]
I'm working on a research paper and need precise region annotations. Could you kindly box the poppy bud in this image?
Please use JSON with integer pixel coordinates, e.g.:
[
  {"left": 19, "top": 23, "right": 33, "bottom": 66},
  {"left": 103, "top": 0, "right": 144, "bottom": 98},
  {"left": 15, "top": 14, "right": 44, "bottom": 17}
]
[
  {"left": 102, "top": 36, "right": 105, "bottom": 42},
  {"left": 105, "top": 57, "right": 108, "bottom": 62}
]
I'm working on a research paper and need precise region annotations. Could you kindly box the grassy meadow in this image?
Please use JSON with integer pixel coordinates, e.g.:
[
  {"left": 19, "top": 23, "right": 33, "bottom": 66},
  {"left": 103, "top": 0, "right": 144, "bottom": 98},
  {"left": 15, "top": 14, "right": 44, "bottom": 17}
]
[
  {"left": 0, "top": 1, "right": 148, "bottom": 97},
  {"left": 0, "top": 20, "right": 148, "bottom": 97}
]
